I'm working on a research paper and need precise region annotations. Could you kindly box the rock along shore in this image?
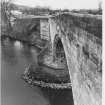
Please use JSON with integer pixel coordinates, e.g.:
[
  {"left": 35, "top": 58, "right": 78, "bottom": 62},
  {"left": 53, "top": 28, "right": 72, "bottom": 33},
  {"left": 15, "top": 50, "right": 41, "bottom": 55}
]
[{"left": 22, "top": 66, "right": 72, "bottom": 89}]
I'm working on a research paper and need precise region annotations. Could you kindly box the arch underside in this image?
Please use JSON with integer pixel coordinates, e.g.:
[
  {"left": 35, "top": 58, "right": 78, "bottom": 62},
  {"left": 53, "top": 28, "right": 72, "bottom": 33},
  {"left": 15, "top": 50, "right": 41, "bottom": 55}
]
[
  {"left": 53, "top": 34, "right": 71, "bottom": 81},
  {"left": 53, "top": 34, "right": 66, "bottom": 66}
]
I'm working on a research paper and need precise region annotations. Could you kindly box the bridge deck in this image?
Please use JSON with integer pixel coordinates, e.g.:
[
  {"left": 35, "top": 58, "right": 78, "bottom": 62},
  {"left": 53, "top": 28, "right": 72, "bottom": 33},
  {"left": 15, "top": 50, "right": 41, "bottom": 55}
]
[{"left": 13, "top": 12, "right": 102, "bottom": 20}]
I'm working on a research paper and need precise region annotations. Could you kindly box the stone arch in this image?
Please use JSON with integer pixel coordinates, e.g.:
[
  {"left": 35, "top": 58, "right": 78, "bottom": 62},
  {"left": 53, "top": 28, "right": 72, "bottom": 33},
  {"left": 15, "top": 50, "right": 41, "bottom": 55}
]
[{"left": 53, "top": 34, "right": 67, "bottom": 67}]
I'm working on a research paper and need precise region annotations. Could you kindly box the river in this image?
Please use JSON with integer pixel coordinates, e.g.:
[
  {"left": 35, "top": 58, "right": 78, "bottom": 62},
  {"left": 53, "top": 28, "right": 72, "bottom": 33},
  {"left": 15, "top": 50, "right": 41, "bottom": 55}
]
[{"left": 1, "top": 37, "right": 74, "bottom": 105}]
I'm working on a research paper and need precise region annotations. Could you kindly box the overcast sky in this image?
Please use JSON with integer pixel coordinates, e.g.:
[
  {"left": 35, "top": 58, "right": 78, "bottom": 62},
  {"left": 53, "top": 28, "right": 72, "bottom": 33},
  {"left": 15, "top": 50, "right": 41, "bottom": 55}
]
[{"left": 14, "top": 0, "right": 102, "bottom": 10}]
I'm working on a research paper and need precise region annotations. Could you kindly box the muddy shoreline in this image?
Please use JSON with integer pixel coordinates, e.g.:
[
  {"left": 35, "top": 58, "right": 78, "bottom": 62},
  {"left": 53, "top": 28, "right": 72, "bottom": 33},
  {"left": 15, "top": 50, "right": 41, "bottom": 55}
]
[
  {"left": 22, "top": 64, "right": 71, "bottom": 89},
  {"left": 22, "top": 74, "right": 71, "bottom": 89}
]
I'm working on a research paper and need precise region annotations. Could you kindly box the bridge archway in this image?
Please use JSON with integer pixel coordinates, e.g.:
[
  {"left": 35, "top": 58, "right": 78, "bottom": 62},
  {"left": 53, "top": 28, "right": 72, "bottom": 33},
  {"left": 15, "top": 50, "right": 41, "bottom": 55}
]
[
  {"left": 52, "top": 34, "right": 75, "bottom": 102},
  {"left": 53, "top": 34, "right": 67, "bottom": 69}
]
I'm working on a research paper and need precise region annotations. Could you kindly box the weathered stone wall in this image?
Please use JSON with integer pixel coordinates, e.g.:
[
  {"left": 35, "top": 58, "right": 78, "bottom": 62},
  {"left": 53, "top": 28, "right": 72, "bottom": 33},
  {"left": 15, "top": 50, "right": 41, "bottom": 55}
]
[
  {"left": 50, "top": 13, "right": 102, "bottom": 105},
  {"left": 40, "top": 19, "right": 50, "bottom": 40}
]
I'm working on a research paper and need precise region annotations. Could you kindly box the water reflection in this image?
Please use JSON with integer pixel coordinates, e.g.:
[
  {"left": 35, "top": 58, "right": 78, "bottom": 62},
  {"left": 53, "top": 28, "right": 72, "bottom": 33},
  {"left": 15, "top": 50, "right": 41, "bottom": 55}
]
[
  {"left": 1, "top": 38, "right": 74, "bottom": 105},
  {"left": 41, "top": 88, "right": 74, "bottom": 105},
  {"left": 14, "top": 41, "right": 23, "bottom": 49}
]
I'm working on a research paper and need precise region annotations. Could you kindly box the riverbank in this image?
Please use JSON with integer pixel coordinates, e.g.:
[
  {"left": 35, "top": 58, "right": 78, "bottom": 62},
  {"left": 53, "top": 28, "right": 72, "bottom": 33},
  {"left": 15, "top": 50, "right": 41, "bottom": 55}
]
[
  {"left": 1, "top": 36, "right": 71, "bottom": 89},
  {"left": 22, "top": 64, "right": 71, "bottom": 89},
  {"left": 1, "top": 34, "right": 47, "bottom": 49}
]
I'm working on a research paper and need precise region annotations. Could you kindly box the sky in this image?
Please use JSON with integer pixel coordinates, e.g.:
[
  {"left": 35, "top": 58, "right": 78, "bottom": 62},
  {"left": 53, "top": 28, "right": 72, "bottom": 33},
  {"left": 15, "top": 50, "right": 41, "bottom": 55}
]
[{"left": 14, "top": 0, "right": 102, "bottom": 10}]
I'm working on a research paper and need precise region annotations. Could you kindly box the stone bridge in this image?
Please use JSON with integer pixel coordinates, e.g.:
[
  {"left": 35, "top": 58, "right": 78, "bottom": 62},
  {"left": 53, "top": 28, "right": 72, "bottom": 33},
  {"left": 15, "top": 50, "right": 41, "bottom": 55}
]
[
  {"left": 39, "top": 13, "right": 102, "bottom": 105},
  {"left": 9, "top": 13, "right": 102, "bottom": 105}
]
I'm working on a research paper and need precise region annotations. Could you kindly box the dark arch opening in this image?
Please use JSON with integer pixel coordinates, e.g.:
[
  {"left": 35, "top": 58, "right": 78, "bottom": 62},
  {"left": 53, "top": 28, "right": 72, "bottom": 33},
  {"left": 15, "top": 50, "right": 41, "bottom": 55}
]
[
  {"left": 53, "top": 35, "right": 66, "bottom": 65},
  {"left": 55, "top": 38, "right": 66, "bottom": 62}
]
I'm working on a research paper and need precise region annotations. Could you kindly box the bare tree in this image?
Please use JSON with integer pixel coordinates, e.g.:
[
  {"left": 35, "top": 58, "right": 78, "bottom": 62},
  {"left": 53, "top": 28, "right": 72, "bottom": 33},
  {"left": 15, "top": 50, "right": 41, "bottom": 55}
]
[{"left": 1, "top": 0, "right": 14, "bottom": 33}]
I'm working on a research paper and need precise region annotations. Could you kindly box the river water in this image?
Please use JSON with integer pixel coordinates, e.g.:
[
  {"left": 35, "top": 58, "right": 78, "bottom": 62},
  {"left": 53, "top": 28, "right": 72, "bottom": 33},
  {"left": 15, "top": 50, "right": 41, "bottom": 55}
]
[{"left": 1, "top": 37, "right": 74, "bottom": 105}]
